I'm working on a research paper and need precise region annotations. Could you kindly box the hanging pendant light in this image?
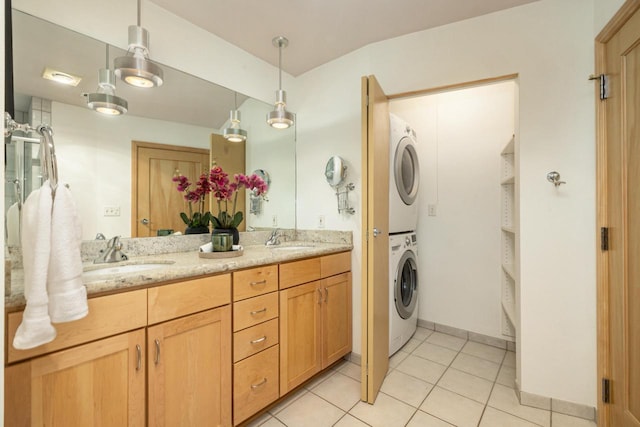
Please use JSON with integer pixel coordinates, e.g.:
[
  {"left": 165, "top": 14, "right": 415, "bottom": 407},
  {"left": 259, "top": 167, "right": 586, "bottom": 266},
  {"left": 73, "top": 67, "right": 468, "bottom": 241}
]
[
  {"left": 86, "top": 45, "right": 128, "bottom": 116},
  {"left": 267, "top": 36, "right": 294, "bottom": 129},
  {"left": 223, "top": 92, "right": 247, "bottom": 143},
  {"left": 114, "top": 0, "right": 164, "bottom": 88}
]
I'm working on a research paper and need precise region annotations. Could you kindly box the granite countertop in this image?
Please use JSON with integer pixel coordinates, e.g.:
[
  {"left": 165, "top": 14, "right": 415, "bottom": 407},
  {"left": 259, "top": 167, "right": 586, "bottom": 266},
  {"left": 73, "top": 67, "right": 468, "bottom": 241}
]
[{"left": 6, "top": 240, "right": 352, "bottom": 310}]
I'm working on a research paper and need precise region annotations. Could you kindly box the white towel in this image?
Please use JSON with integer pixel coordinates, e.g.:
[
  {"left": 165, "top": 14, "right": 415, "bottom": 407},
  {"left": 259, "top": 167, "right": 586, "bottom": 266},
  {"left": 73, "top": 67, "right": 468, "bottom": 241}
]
[
  {"left": 13, "top": 182, "right": 57, "bottom": 350},
  {"left": 199, "top": 242, "right": 213, "bottom": 253},
  {"left": 6, "top": 202, "right": 20, "bottom": 246},
  {"left": 47, "top": 183, "right": 88, "bottom": 323}
]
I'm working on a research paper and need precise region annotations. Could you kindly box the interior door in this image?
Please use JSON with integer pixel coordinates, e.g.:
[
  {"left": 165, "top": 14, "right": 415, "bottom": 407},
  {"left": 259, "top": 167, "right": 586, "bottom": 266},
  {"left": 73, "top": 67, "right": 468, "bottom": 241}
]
[
  {"left": 132, "top": 141, "right": 210, "bottom": 237},
  {"left": 361, "top": 75, "right": 390, "bottom": 403},
  {"left": 597, "top": 3, "right": 640, "bottom": 426},
  {"left": 210, "top": 133, "right": 246, "bottom": 231}
]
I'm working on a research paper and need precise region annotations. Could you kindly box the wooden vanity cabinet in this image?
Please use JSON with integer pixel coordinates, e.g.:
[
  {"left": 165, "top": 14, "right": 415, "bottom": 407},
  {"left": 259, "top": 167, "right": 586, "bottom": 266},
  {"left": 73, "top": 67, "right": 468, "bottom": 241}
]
[{"left": 279, "top": 252, "right": 352, "bottom": 395}]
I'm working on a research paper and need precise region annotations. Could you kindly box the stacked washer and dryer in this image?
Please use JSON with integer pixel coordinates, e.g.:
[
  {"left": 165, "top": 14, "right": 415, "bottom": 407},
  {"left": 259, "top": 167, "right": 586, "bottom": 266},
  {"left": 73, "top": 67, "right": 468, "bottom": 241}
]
[{"left": 388, "top": 113, "right": 421, "bottom": 356}]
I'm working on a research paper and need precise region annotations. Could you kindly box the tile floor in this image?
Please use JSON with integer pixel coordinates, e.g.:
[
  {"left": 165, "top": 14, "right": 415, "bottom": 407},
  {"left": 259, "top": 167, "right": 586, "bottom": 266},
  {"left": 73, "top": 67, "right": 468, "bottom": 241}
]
[{"left": 246, "top": 328, "right": 597, "bottom": 427}]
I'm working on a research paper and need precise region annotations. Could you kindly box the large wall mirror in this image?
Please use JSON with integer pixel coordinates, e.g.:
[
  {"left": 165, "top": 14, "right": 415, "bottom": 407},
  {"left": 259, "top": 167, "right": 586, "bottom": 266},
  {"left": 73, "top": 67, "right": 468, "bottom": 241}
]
[{"left": 5, "top": 9, "right": 296, "bottom": 245}]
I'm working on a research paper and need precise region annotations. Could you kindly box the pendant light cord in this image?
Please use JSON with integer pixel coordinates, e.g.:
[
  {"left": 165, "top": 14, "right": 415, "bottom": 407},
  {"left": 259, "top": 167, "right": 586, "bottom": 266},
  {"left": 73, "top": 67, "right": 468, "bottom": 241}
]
[
  {"left": 105, "top": 44, "right": 109, "bottom": 69},
  {"left": 278, "top": 43, "right": 282, "bottom": 91},
  {"left": 137, "top": 0, "right": 141, "bottom": 27},
  {"left": 234, "top": 92, "right": 238, "bottom": 110}
]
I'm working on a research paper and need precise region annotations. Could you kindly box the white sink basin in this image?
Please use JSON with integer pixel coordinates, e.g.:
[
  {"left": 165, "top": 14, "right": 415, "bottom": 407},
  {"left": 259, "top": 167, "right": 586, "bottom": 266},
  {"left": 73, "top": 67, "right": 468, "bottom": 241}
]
[
  {"left": 83, "top": 262, "right": 173, "bottom": 279},
  {"left": 269, "top": 245, "right": 315, "bottom": 251}
]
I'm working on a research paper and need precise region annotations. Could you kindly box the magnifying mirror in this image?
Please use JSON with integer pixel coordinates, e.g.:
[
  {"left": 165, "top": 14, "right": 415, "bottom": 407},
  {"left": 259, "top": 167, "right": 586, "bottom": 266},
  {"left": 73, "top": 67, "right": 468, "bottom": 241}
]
[{"left": 325, "top": 156, "right": 347, "bottom": 188}]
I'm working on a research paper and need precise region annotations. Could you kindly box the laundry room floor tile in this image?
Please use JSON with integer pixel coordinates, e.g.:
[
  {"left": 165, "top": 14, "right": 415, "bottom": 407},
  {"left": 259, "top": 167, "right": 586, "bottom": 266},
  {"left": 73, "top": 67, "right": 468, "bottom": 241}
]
[
  {"left": 406, "top": 410, "right": 455, "bottom": 426},
  {"left": 311, "top": 372, "right": 361, "bottom": 411},
  {"left": 380, "top": 370, "right": 434, "bottom": 408},
  {"left": 437, "top": 368, "right": 493, "bottom": 404},
  {"left": 413, "top": 341, "right": 459, "bottom": 366},
  {"left": 461, "top": 341, "right": 506, "bottom": 364},
  {"left": 349, "top": 393, "right": 416, "bottom": 427},
  {"left": 450, "top": 352, "right": 501, "bottom": 381},
  {"left": 396, "top": 354, "right": 447, "bottom": 384},
  {"left": 412, "top": 327, "right": 433, "bottom": 341},
  {"left": 426, "top": 331, "right": 467, "bottom": 351},
  {"left": 420, "top": 386, "right": 485, "bottom": 427}
]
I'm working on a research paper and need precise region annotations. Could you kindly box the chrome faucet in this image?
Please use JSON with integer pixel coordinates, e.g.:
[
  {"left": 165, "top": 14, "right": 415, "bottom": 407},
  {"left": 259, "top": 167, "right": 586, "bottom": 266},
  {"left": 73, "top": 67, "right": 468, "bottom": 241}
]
[
  {"left": 265, "top": 228, "right": 282, "bottom": 246},
  {"left": 94, "top": 236, "right": 128, "bottom": 264}
]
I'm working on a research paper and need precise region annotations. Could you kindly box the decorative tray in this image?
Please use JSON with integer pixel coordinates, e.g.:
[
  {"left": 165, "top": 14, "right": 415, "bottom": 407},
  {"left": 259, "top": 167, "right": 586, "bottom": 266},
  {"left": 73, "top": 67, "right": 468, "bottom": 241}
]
[{"left": 198, "top": 247, "right": 244, "bottom": 259}]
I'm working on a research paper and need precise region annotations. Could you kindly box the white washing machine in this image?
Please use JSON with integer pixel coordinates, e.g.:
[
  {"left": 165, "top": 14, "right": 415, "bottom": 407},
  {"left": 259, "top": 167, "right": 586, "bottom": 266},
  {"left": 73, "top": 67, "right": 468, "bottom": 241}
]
[
  {"left": 389, "top": 232, "right": 419, "bottom": 356},
  {"left": 389, "top": 113, "right": 420, "bottom": 234}
]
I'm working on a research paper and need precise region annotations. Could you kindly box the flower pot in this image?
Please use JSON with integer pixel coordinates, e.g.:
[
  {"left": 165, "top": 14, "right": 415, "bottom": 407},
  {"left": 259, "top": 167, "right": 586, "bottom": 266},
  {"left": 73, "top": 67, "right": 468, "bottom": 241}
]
[
  {"left": 212, "top": 227, "right": 239, "bottom": 245},
  {"left": 185, "top": 226, "right": 210, "bottom": 235}
]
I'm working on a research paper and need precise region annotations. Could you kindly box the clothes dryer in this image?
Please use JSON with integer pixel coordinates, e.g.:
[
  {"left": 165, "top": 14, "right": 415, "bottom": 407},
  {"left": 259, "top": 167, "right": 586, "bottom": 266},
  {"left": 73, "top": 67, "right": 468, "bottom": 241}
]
[{"left": 389, "top": 113, "right": 420, "bottom": 234}]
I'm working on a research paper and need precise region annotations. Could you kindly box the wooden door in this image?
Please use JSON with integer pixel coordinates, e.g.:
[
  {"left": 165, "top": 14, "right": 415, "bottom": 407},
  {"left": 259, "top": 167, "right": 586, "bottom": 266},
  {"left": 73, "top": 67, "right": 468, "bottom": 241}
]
[
  {"left": 597, "top": 2, "right": 640, "bottom": 426},
  {"left": 279, "top": 281, "right": 322, "bottom": 395},
  {"left": 132, "top": 141, "right": 210, "bottom": 237},
  {"left": 5, "top": 329, "right": 146, "bottom": 427},
  {"left": 210, "top": 133, "right": 247, "bottom": 231},
  {"left": 361, "top": 75, "right": 390, "bottom": 403},
  {"left": 322, "top": 272, "right": 352, "bottom": 368},
  {"left": 147, "top": 307, "right": 231, "bottom": 427}
]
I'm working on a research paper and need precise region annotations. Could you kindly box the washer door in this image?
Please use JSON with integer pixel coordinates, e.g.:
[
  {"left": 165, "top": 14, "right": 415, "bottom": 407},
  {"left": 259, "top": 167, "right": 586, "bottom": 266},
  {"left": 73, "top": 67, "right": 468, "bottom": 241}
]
[
  {"left": 394, "top": 137, "right": 420, "bottom": 205},
  {"left": 395, "top": 249, "right": 418, "bottom": 319}
]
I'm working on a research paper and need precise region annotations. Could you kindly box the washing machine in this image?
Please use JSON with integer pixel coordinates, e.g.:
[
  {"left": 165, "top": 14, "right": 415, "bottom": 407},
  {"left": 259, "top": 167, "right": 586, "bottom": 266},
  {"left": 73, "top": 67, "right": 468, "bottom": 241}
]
[
  {"left": 389, "top": 113, "right": 420, "bottom": 234},
  {"left": 389, "top": 231, "right": 419, "bottom": 356}
]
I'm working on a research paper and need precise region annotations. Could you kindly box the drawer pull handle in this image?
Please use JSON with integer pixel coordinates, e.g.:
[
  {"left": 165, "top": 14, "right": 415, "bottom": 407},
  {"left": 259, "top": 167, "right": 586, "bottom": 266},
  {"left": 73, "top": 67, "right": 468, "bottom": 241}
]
[
  {"left": 154, "top": 339, "right": 161, "bottom": 365},
  {"left": 325, "top": 287, "right": 329, "bottom": 303},
  {"left": 251, "top": 378, "right": 268, "bottom": 389},
  {"left": 251, "top": 336, "right": 267, "bottom": 344},
  {"left": 250, "top": 308, "right": 267, "bottom": 315},
  {"left": 136, "top": 344, "right": 142, "bottom": 371},
  {"left": 250, "top": 279, "right": 267, "bottom": 286},
  {"left": 317, "top": 288, "right": 322, "bottom": 304}
]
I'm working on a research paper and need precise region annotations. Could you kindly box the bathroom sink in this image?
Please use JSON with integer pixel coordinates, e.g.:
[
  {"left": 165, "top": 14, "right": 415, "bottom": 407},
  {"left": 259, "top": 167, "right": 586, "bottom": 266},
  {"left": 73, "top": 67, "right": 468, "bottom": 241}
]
[
  {"left": 269, "top": 245, "right": 315, "bottom": 251},
  {"left": 82, "top": 262, "right": 173, "bottom": 279}
]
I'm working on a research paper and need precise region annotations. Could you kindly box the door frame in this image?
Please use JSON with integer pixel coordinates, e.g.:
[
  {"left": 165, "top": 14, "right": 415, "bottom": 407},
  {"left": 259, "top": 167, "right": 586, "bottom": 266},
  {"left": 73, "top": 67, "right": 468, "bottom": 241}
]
[{"left": 595, "top": 2, "right": 640, "bottom": 426}]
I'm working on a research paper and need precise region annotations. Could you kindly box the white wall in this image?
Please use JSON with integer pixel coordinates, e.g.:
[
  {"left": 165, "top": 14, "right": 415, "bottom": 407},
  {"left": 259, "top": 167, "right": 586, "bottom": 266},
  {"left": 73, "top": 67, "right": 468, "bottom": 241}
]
[
  {"left": 594, "top": 0, "right": 626, "bottom": 34},
  {"left": 390, "top": 81, "right": 516, "bottom": 340},
  {"left": 293, "top": 0, "right": 596, "bottom": 407},
  {"left": 52, "top": 102, "right": 212, "bottom": 240},
  {"left": 1, "top": 0, "right": 6, "bottom": 422}
]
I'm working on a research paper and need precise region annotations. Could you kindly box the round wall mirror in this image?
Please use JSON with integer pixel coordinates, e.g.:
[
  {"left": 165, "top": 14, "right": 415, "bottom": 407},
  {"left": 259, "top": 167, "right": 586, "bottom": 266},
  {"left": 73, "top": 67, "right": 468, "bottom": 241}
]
[{"left": 325, "top": 156, "right": 347, "bottom": 187}]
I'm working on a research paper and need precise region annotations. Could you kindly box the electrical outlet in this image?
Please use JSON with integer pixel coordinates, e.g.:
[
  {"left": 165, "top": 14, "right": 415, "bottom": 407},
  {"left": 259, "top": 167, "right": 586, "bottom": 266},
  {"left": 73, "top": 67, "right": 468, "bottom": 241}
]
[
  {"left": 272, "top": 215, "right": 278, "bottom": 227},
  {"left": 428, "top": 204, "right": 437, "bottom": 216},
  {"left": 318, "top": 215, "right": 325, "bottom": 229},
  {"left": 103, "top": 206, "right": 121, "bottom": 217}
]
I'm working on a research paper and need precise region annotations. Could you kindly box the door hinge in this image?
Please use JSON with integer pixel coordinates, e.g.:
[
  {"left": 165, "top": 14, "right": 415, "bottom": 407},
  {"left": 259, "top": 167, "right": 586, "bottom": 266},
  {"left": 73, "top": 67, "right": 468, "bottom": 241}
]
[
  {"left": 602, "top": 378, "right": 611, "bottom": 403},
  {"left": 589, "top": 74, "right": 609, "bottom": 100},
  {"left": 601, "top": 227, "right": 609, "bottom": 251}
]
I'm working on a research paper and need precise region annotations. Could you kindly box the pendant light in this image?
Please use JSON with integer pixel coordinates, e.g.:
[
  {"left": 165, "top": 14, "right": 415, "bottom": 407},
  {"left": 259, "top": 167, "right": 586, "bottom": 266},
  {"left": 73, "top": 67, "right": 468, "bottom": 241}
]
[
  {"left": 114, "top": 0, "right": 164, "bottom": 88},
  {"left": 223, "top": 92, "right": 247, "bottom": 143},
  {"left": 266, "top": 36, "right": 294, "bottom": 129},
  {"left": 86, "top": 45, "right": 128, "bottom": 116}
]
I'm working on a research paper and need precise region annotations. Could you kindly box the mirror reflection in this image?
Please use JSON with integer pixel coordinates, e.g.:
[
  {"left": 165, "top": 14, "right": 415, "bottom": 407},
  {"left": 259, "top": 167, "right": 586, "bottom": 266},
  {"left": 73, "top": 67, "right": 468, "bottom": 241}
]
[
  {"left": 325, "top": 155, "right": 347, "bottom": 188},
  {"left": 5, "top": 10, "right": 296, "bottom": 244}
]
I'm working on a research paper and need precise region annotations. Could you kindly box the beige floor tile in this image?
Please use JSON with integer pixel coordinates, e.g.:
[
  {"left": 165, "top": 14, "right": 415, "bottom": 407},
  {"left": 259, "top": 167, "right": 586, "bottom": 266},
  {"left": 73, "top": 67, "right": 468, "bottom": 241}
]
[
  {"left": 339, "top": 361, "right": 362, "bottom": 381},
  {"left": 334, "top": 414, "right": 371, "bottom": 426},
  {"left": 551, "top": 413, "right": 597, "bottom": 427},
  {"left": 349, "top": 393, "right": 416, "bottom": 427},
  {"left": 413, "top": 341, "right": 458, "bottom": 366},
  {"left": 396, "top": 354, "right": 447, "bottom": 384},
  {"left": 451, "top": 353, "right": 500, "bottom": 381},
  {"left": 380, "top": 370, "right": 434, "bottom": 408},
  {"left": 245, "top": 412, "right": 274, "bottom": 426},
  {"left": 496, "top": 364, "right": 516, "bottom": 388},
  {"left": 406, "top": 410, "right": 455, "bottom": 426},
  {"left": 479, "top": 407, "right": 540, "bottom": 426},
  {"left": 420, "top": 386, "right": 485, "bottom": 427},
  {"left": 400, "top": 338, "right": 422, "bottom": 353},
  {"left": 461, "top": 341, "right": 506, "bottom": 364},
  {"left": 312, "top": 373, "right": 361, "bottom": 411},
  {"left": 426, "top": 332, "right": 467, "bottom": 351},
  {"left": 412, "top": 327, "right": 433, "bottom": 342},
  {"left": 260, "top": 417, "right": 287, "bottom": 427},
  {"left": 437, "top": 368, "right": 493, "bottom": 404},
  {"left": 269, "top": 388, "right": 308, "bottom": 415},
  {"left": 488, "top": 384, "right": 550, "bottom": 427},
  {"left": 332, "top": 359, "right": 351, "bottom": 372},
  {"left": 305, "top": 367, "right": 337, "bottom": 390},
  {"left": 503, "top": 350, "right": 516, "bottom": 368},
  {"left": 389, "top": 350, "right": 410, "bottom": 369},
  {"left": 277, "top": 392, "right": 345, "bottom": 427}
]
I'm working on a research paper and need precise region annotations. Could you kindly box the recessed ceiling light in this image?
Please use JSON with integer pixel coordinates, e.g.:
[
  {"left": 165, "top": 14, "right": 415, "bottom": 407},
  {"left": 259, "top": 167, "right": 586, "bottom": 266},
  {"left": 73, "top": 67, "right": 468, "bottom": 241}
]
[{"left": 42, "top": 67, "right": 82, "bottom": 86}]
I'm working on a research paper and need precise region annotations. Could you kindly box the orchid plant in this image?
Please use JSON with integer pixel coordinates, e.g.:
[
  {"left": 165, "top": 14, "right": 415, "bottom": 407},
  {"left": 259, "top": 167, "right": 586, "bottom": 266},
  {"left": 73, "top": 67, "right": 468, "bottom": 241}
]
[{"left": 173, "top": 166, "right": 267, "bottom": 230}]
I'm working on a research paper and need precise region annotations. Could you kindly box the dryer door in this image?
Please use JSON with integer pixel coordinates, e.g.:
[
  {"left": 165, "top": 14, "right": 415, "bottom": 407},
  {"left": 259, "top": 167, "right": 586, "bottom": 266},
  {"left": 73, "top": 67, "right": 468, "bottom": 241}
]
[
  {"left": 395, "top": 249, "right": 418, "bottom": 319},
  {"left": 394, "top": 137, "right": 420, "bottom": 205}
]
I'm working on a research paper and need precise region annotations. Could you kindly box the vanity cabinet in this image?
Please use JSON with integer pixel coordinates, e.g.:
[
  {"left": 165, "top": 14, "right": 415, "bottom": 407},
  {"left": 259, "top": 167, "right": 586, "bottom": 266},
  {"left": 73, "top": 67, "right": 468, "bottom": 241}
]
[{"left": 279, "top": 252, "right": 352, "bottom": 395}]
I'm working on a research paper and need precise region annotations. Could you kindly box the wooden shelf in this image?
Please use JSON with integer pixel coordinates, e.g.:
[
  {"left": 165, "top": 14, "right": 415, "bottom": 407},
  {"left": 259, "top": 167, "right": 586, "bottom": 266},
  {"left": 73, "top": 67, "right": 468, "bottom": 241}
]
[
  {"left": 502, "top": 263, "right": 515, "bottom": 280},
  {"left": 501, "top": 225, "right": 515, "bottom": 234},
  {"left": 502, "top": 300, "right": 516, "bottom": 326},
  {"left": 501, "top": 176, "right": 515, "bottom": 185}
]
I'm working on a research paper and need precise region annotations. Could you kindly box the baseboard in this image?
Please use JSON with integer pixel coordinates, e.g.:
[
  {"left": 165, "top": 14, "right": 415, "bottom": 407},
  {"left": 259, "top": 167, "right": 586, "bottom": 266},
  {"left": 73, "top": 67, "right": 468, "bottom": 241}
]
[{"left": 418, "top": 319, "right": 510, "bottom": 350}]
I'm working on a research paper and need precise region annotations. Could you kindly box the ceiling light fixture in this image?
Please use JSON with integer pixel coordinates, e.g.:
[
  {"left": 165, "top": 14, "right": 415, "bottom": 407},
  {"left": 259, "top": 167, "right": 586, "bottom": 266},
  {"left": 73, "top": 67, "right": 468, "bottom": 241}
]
[
  {"left": 266, "top": 36, "right": 294, "bottom": 129},
  {"left": 223, "top": 92, "right": 247, "bottom": 143},
  {"left": 114, "top": 0, "right": 163, "bottom": 88},
  {"left": 42, "top": 67, "right": 82, "bottom": 86},
  {"left": 86, "top": 45, "right": 128, "bottom": 116}
]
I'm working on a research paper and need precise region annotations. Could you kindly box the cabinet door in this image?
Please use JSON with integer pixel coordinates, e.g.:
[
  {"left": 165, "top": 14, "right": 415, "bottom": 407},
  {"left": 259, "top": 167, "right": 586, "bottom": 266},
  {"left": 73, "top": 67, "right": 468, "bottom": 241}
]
[
  {"left": 148, "top": 306, "right": 231, "bottom": 427},
  {"left": 5, "top": 329, "right": 146, "bottom": 427},
  {"left": 279, "top": 281, "right": 322, "bottom": 395},
  {"left": 322, "top": 272, "right": 353, "bottom": 368}
]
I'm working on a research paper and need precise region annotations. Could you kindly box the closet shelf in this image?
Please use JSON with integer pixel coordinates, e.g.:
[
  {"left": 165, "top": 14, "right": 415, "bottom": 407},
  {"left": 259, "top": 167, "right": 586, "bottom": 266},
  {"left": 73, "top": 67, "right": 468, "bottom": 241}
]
[
  {"left": 501, "top": 176, "right": 515, "bottom": 185},
  {"left": 501, "top": 225, "right": 515, "bottom": 234},
  {"left": 502, "top": 263, "right": 515, "bottom": 280},
  {"left": 502, "top": 301, "right": 516, "bottom": 326},
  {"left": 501, "top": 138, "right": 515, "bottom": 155}
]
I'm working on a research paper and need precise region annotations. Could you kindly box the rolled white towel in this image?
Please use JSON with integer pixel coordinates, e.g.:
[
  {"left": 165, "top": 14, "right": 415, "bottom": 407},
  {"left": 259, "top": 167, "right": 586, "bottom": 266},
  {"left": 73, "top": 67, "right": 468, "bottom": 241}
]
[
  {"left": 6, "top": 202, "right": 20, "bottom": 246},
  {"left": 199, "top": 242, "right": 213, "bottom": 253}
]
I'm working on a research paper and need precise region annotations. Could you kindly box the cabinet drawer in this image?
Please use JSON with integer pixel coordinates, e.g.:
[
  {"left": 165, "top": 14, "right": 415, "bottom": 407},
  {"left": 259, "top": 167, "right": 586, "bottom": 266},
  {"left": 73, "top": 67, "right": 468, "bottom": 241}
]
[
  {"left": 233, "top": 345, "right": 279, "bottom": 425},
  {"left": 279, "top": 257, "right": 321, "bottom": 289},
  {"left": 148, "top": 274, "right": 231, "bottom": 325},
  {"left": 7, "top": 289, "right": 147, "bottom": 364},
  {"left": 233, "top": 265, "right": 278, "bottom": 302},
  {"left": 233, "top": 292, "right": 279, "bottom": 332},
  {"left": 321, "top": 252, "right": 351, "bottom": 278},
  {"left": 233, "top": 318, "right": 279, "bottom": 362}
]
